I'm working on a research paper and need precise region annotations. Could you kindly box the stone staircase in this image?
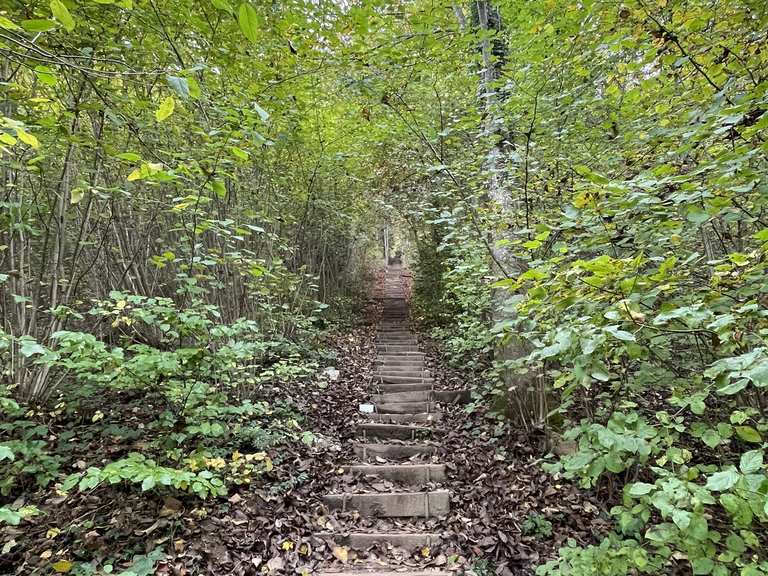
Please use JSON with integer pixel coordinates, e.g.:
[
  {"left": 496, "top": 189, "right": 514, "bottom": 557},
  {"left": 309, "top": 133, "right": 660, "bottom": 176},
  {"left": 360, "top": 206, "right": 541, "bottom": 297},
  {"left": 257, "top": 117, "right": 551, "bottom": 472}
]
[{"left": 316, "top": 266, "right": 467, "bottom": 576}]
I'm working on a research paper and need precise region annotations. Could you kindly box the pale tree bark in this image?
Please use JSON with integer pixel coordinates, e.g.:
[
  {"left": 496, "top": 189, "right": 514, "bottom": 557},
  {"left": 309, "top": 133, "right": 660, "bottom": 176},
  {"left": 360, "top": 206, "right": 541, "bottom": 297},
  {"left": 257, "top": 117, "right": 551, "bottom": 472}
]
[{"left": 473, "top": 1, "right": 545, "bottom": 433}]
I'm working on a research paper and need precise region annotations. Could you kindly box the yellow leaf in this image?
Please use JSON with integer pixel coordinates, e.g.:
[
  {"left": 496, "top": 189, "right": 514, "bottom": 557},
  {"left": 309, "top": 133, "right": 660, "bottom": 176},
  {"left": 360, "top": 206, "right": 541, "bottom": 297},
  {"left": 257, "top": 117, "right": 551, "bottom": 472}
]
[
  {"left": 52, "top": 560, "right": 74, "bottom": 573},
  {"left": 156, "top": 96, "right": 175, "bottom": 121},
  {"left": 40, "top": 549, "right": 53, "bottom": 559},
  {"left": 115, "top": 300, "right": 127, "bottom": 310},
  {"left": 16, "top": 129, "right": 40, "bottom": 149},
  {"left": 46, "top": 528, "right": 61, "bottom": 539},
  {"left": 0, "top": 133, "right": 17, "bottom": 146},
  {"left": 127, "top": 167, "right": 142, "bottom": 181},
  {"left": 281, "top": 540, "right": 293, "bottom": 551},
  {"left": 332, "top": 546, "right": 348, "bottom": 563},
  {"left": 421, "top": 546, "right": 431, "bottom": 557}
]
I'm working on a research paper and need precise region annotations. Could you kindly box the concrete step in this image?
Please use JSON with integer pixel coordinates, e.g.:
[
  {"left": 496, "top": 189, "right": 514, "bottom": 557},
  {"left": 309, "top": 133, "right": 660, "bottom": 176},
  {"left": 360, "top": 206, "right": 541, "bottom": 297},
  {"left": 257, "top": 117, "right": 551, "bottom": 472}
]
[
  {"left": 375, "top": 401, "right": 437, "bottom": 414},
  {"left": 377, "top": 352, "right": 424, "bottom": 358},
  {"left": 358, "top": 423, "right": 437, "bottom": 440},
  {"left": 372, "top": 390, "right": 431, "bottom": 403},
  {"left": 352, "top": 443, "right": 437, "bottom": 461},
  {"left": 375, "top": 366, "right": 428, "bottom": 374},
  {"left": 363, "top": 412, "right": 442, "bottom": 424},
  {"left": 434, "top": 389, "right": 471, "bottom": 404},
  {"left": 373, "top": 382, "right": 433, "bottom": 393},
  {"left": 344, "top": 464, "right": 446, "bottom": 484},
  {"left": 322, "top": 490, "right": 450, "bottom": 518},
  {"left": 314, "top": 532, "right": 441, "bottom": 551}
]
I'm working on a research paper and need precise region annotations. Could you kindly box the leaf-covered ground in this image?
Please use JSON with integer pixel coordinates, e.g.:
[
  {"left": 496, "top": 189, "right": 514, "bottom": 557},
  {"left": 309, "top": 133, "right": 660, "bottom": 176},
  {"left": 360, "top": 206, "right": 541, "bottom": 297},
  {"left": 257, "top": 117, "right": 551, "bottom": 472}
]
[{"left": 3, "top": 295, "right": 604, "bottom": 576}]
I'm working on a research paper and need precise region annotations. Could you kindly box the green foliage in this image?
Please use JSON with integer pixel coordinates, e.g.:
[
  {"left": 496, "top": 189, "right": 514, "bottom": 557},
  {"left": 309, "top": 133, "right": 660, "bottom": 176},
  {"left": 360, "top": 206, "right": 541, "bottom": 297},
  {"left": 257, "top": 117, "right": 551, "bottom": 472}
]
[
  {"left": 62, "top": 453, "right": 227, "bottom": 500},
  {"left": 522, "top": 512, "right": 553, "bottom": 538}
]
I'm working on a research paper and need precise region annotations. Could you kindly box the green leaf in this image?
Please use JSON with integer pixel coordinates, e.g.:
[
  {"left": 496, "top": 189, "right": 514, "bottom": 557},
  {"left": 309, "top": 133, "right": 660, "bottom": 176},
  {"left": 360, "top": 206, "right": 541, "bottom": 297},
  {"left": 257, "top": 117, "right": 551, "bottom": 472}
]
[
  {"left": 254, "top": 102, "right": 270, "bottom": 122},
  {"left": 0, "top": 16, "right": 22, "bottom": 30},
  {"left": 116, "top": 152, "right": 141, "bottom": 162},
  {"left": 627, "top": 482, "right": 656, "bottom": 496},
  {"left": 155, "top": 96, "right": 175, "bottom": 122},
  {"left": 0, "top": 446, "right": 14, "bottom": 461},
  {"left": 706, "top": 468, "right": 739, "bottom": 491},
  {"left": 237, "top": 3, "right": 260, "bottom": 43},
  {"left": 50, "top": 0, "right": 75, "bottom": 32},
  {"left": 739, "top": 450, "right": 763, "bottom": 474},
  {"left": 141, "top": 476, "right": 156, "bottom": 491},
  {"left": 211, "top": 0, "right": 233, "bottom": 11},
  {"left": 19, "top": 340, "right": 46, "bottom": 357},
  {"left": 702, "top": 429, "right": 721, "bottom": 448},
  {"left": 717, "top": 379, "right": 749, "bottom": 395},
  {"left": 34, "top": 65, "right": 57, "bottom": 85},
  {"left": 166, "top": 76, "right": 190, "bottom": 99},
  {"left": 604, "top": 325, "right": 636, "bottom": 342},
  {"left": 21, "top": 19, "right": 57, "bottom": 32},
  {"left": 230, "top": 146, "right": 249, "bottom": 161},
  {"left": 735, "top": 426, "right": 762, "bottom": 443},
  {"left": 691, "top": 558, "right": 714, "bottom": 575}
]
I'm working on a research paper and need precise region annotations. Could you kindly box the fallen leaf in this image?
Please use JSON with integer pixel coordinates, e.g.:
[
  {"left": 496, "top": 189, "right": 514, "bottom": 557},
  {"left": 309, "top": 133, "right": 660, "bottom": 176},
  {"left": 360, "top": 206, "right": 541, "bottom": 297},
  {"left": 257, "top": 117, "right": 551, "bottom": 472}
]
[
  {"left": 332, "top": 546, "right": 348, "bottom": 563},
  {"left": 40, "top": 549, "right": 52, "bottom": 559},
  {"left": 52, "top": 560, "right": 74, "bottom": 573}
]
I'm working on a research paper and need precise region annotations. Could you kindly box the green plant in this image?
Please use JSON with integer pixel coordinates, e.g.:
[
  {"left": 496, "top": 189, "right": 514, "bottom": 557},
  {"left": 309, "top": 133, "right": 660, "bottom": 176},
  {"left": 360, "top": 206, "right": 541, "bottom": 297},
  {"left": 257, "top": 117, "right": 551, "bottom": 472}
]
[{"left": 522, "top": 512, "right": 553, "bottom": 538}]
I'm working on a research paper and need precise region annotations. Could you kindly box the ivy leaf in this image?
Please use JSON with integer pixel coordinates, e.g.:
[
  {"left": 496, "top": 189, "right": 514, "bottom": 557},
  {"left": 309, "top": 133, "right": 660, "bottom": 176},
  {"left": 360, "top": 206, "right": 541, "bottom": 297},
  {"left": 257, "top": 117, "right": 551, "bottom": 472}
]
[
  {"left": 705, "top": 468, "right": 739, "bottom": 491},
  {"left": 50, "top": 0, "right": 75, "bottom": 32},
  {"left": 739, "top": 450, "right": 763, "bottom": 474},
  {"left": 155, "top": 96, "right": 175, "bottom": 122},
  {"left": 237, "top": 3, "right": 260, "bottom": 43}
]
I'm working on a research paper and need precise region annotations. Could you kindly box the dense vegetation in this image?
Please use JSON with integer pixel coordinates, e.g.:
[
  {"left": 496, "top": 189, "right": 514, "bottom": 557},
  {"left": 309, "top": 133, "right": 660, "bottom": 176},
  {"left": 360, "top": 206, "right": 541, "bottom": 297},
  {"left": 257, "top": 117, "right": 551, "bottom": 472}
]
[{"left": 1, "top": 0, "right": 767, "bottom": 574}]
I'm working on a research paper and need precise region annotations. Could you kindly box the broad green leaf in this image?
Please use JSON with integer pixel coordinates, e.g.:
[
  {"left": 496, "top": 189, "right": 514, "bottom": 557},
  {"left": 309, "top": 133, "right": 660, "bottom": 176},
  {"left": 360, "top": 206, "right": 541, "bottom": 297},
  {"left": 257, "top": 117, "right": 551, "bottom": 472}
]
[
  {"left": 705, "top": 468, "right": 739, "bottom": 491},
  {"left": 739, "top": 450, "right": 763, "bottom": 474},
  {"left": 21, "top": 19, "right": 56, "bottom": 32},
  {"left": 0, "top": 446, "right": 14, "bottom": 461},
  {"left": 16, "top": 129, "right": 40, "bottom": 149},
  {"left": 34, "top": 65, "right": 57, "bottom": 85},
  {"left": 735, "top": 426, "right": 761, "bottom": 443},
  {"left": 211, "top": 0, "right": 233, "bottom": 12},
  {"left": 0, "top": 16, "right": 21, "bottom": 30},
  {"left": 155, "top": 96, "right": 175, "bottom": 122},
  {"left": 230, "top": 146, "right": 249, "bottom": 161},
  {"left": 604, "top": 325, "right": 636, "bottom": 342},
  {"left": 627, "top": 482, "right": 655, "bottom": 496},
  {"left": 166, "top": 76, "right": 190, "bottom": 99},
  {"left": 237, "top": 3, "right": 260, "bottom": 43},
  {"left": 701, "top": 429, "right": 721, "bottom": 448},
  {"left": 50, "top": 0, "right": 75, "bottom": 32}
]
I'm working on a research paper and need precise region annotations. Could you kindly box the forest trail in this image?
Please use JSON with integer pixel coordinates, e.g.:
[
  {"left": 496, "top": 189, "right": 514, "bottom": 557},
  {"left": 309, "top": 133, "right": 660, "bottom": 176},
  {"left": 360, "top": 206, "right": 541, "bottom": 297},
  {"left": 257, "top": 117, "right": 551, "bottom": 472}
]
[{"left": 316, "top": 266, "right": 467, "bottom": 575}]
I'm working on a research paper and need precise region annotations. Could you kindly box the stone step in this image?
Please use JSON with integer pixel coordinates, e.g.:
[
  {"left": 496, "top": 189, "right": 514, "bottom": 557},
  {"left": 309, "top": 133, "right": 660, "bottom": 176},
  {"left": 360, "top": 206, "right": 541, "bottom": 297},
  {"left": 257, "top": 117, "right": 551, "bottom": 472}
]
[
  {"left": 322, "top": 490, "right": 450, "bottom": 518},
  {"left": 363, "top": 412, "right": 442, "bottom": 424},
  {"left": 374, "top": 372, "right": 428, "bottom": 381},
  {"left": 376, "top": 346, "right": 422, "bottom": 353},
  {"left": 313, "top": 532, "right": 442, "bottom": 551},
  {"left": 372, "top": 390, "right": 431, "bottom": 403},
  {"left": 378, "top": 375, "right": 434, "bottom": 384},
  {"left": 352, "top": 443, "right": 437, "bottom": 461},
  {"left": 375, "top": 401, "right": 437, "bottom": 414},
  {"left": 358, "top": 423, "right": 437, "bottom": 440},
  {"left": 377, "top": 352, "right": 424, "bottom": 358},
  {"left": 376, "top": 355, "right": 424, "bottom": 368},
  {"left": 344, "top": 464, "right": 446, "bottom": 484},
  {"left": 375, "top": 365, "right": 427, "bottom": 372},
  {"left": 373, "top": 382, "right": 433, "bottom": 393}
]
